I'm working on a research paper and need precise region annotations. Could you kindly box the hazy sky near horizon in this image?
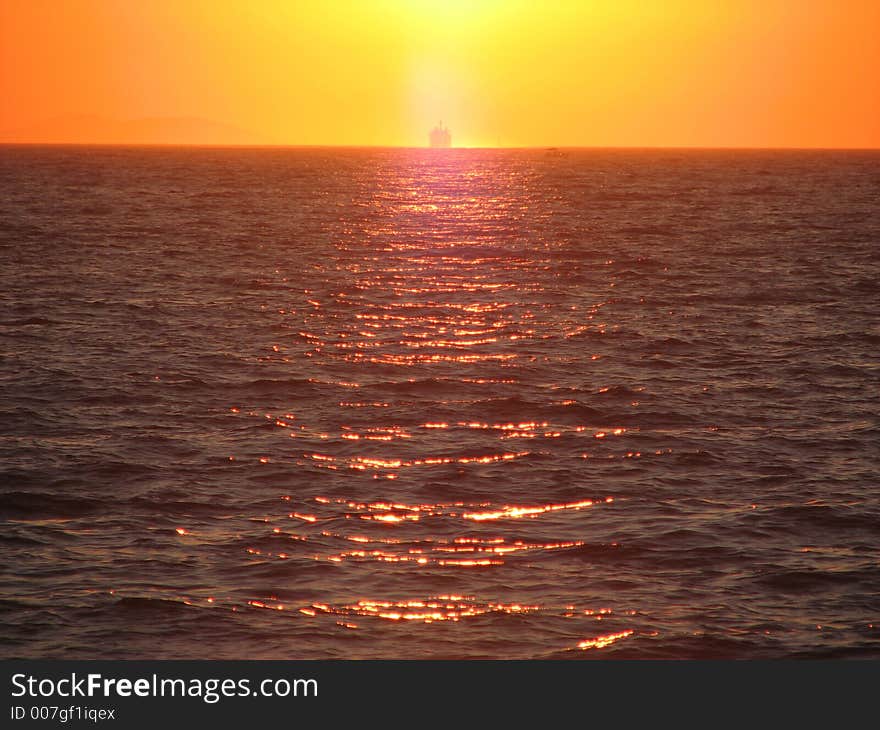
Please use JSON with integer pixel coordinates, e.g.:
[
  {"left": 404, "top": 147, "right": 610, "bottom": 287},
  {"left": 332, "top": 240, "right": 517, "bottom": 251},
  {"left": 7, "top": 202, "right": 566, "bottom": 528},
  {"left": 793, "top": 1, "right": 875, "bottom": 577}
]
[{"left": 1, "top": 0, "right": 878, "bottom": 147}]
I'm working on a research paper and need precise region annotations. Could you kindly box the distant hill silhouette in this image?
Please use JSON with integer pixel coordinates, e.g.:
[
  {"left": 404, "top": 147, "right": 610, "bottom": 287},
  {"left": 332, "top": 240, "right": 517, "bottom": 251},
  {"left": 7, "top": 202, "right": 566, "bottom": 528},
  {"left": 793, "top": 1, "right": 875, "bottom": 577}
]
[{"left": 0, "top": 115, "right": 265, "bottom": 145}]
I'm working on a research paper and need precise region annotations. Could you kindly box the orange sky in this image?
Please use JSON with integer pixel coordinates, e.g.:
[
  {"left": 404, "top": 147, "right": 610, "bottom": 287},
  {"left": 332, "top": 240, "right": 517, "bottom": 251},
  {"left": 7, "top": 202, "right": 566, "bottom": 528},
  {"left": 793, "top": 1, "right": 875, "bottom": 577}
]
[{"left": 1, "top": 0, "right": 878, "bottom": 147}]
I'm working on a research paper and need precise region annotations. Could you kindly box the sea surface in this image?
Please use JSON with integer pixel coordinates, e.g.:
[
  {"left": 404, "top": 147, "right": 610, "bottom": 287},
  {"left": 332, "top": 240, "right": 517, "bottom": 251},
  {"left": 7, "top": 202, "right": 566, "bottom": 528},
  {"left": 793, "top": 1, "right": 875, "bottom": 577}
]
[{"left": 1, "top": 146, "right": 878, "bottom": 659}]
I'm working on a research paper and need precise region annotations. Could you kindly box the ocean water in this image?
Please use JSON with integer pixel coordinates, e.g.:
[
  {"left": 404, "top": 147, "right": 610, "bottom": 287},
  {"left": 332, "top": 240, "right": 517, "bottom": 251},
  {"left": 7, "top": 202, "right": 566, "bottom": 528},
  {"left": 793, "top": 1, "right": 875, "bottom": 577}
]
[{"left": 1, "top": 146, "right": 878, "bottom": 659}]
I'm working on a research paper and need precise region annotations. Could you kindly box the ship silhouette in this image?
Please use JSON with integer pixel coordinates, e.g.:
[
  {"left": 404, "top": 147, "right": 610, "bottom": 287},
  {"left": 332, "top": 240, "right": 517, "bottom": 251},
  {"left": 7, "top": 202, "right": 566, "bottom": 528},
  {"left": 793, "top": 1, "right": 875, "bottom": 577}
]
[{"left": 429, "top": 122, "right": 451, "bottom": 148}]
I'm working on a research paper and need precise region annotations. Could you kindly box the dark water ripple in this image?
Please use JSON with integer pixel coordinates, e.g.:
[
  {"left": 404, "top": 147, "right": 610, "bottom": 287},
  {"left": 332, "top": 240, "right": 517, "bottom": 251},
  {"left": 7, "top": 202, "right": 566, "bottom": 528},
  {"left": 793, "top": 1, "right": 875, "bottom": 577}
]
[{"left": 1, "top": 146, "right": 879, "bottom": 658}]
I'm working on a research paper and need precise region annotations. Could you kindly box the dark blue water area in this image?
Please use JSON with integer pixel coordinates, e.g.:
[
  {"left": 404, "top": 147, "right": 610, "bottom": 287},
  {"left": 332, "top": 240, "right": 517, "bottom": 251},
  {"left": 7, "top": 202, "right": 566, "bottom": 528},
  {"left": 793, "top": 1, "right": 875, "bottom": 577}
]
[{"left": 1, "top": 146, "right": 878, "bottom": 658}]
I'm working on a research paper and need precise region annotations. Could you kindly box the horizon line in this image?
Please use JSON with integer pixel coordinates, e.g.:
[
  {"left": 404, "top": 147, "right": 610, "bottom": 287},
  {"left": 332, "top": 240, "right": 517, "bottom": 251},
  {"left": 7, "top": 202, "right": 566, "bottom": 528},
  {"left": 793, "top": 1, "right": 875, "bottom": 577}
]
[{"left": 1, "top": 141, "right": 879, "bottom": 152}]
